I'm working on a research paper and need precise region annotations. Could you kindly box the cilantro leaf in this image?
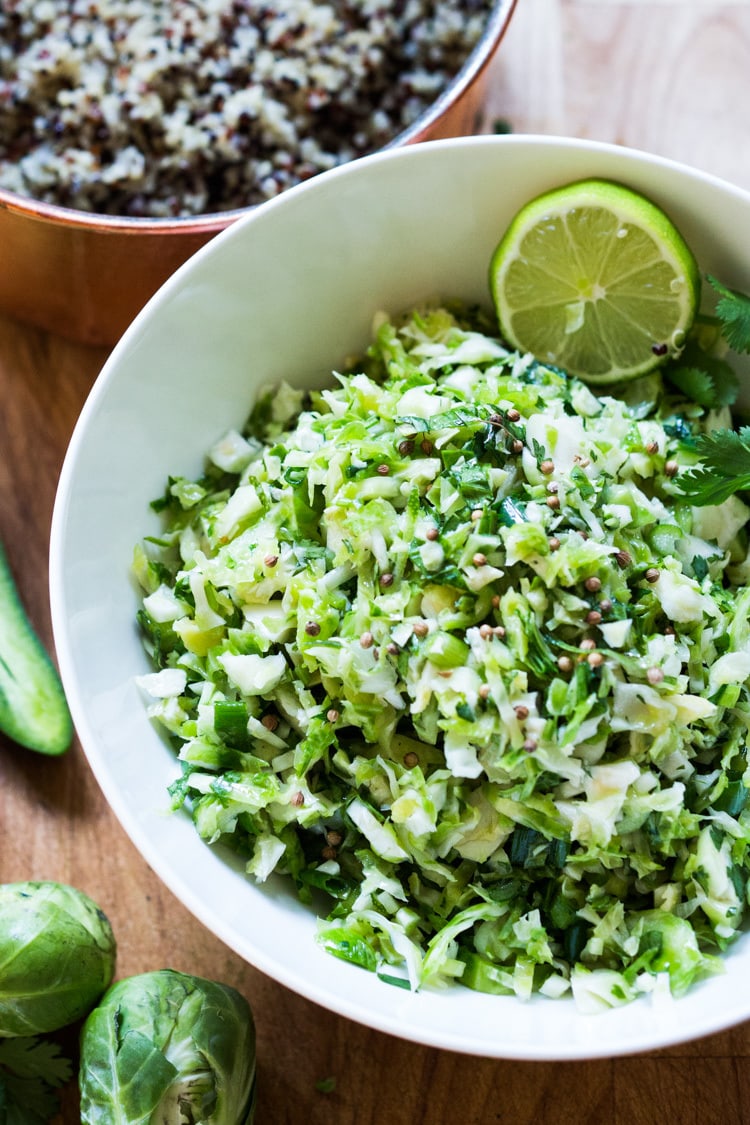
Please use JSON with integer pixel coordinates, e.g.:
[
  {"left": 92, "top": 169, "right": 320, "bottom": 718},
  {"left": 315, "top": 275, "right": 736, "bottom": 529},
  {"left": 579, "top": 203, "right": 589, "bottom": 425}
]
[
  {"left": 676, "top": 425, "right": 750, "bottom": 505},
  {"left": 708, "top": 275, "right": 750, "bottom": 354},
  {"left": 0, "top": 1039, "right": 72, "bottom": 1086},
  {"left": 0, "top": 1073, "right": 61, "bottom": 1125},
  {"left": 665, "top": 366, "right": 716, "bottom": 406},
  {"left": 0, "top": 1036, "right": 73, "bottom": 1125},
  {"left": 666, "top": 341, "right": 739, "bottom": 408}
]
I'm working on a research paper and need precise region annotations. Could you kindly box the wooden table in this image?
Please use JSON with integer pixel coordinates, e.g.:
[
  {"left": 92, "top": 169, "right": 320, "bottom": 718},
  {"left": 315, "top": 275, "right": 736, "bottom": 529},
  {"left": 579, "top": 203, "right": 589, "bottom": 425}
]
[{"left": 2, "top": 1, "right": 750, "bottom": 1120}]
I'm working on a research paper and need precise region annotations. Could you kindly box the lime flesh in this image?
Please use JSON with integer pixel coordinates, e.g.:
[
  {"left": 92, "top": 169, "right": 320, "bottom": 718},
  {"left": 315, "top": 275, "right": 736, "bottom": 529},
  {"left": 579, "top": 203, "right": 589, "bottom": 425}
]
[{"left": 489, "top": 179, "right": 701, "bottom": 384}]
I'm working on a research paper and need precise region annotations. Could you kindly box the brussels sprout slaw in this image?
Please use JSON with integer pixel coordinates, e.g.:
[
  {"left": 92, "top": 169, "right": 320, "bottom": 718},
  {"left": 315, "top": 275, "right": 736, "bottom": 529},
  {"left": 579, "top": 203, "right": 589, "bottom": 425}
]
[{"left": 133, "top": 303, "right": 750, "bottom": 1011}]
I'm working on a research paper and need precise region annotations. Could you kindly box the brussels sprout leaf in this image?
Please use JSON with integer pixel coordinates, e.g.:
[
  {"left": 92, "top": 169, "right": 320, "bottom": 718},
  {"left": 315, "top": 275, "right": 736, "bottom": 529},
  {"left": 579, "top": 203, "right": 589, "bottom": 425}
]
[{"left": 79, "top": 1016, "right": 177, "bottom": 1124}]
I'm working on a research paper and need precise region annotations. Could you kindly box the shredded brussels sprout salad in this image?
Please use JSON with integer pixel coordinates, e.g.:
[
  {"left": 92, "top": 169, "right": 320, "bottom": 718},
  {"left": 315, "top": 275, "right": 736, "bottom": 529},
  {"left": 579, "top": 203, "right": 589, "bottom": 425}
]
[{"left": 133, "top": 297, "right": 750, "bottom": 1012}]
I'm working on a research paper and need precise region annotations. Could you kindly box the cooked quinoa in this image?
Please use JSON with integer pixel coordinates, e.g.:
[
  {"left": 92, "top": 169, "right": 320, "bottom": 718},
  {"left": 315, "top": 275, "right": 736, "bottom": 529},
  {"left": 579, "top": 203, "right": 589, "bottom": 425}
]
[{"left": 0, "top": 0, "right": 492, "bottom": 217}]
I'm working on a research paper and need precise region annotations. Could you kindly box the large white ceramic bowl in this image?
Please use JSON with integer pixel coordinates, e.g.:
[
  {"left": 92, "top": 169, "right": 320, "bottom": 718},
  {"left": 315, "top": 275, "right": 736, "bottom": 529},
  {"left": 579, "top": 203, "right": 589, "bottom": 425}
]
[{"left": 50, "top": 135, "right": 750, "bottom": 1060}]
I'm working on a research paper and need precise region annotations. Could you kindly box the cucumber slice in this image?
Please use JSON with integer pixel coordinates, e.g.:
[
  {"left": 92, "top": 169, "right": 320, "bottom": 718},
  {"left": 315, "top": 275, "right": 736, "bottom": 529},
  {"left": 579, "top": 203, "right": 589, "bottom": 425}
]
[{"left": 0, "top": 541, "right": 72, "bottom": 755}]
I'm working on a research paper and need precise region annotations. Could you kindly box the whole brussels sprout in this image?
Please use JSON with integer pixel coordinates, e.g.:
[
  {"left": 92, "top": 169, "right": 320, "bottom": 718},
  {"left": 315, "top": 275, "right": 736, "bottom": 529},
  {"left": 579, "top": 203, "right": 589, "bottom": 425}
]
[
  {"left": 0, "top": 881, "right": 116, "bottom": 1036},
  {"left": 79, "top": 969, "right": 256, "bottom": 1124}
]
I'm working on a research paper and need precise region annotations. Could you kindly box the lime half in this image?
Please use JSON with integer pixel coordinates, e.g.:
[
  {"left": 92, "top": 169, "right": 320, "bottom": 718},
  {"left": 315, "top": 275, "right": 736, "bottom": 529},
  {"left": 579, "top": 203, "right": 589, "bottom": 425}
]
[{"left": 489, "top": 178, "right": 701, "bottom": 384}]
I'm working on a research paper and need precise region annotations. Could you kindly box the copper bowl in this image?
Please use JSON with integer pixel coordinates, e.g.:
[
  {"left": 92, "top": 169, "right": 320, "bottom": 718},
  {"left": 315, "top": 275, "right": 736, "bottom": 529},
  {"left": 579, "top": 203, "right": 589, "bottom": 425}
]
[{"left": 0, "top": 0, "right": 517, "bottom": 348}]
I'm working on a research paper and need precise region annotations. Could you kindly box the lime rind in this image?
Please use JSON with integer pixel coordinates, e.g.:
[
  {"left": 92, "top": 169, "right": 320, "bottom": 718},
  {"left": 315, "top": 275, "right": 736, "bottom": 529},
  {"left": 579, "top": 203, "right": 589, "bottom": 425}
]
[{"left": 489, "top": 178, "right": 701, "bottom": 384}]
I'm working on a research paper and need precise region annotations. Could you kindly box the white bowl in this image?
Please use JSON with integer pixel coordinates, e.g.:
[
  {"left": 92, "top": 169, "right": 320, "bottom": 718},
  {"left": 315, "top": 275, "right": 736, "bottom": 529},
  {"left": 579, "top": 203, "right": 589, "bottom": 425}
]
[{"left": 50, "top": 135, "right": 750, "bottom": 1060}]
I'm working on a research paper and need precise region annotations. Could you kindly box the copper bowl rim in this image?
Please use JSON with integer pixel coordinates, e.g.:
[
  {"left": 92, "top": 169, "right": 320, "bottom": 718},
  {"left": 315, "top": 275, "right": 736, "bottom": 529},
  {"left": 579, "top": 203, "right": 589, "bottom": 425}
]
[{"left": 0, "top": 0, "right": 517, "bottom": 237}]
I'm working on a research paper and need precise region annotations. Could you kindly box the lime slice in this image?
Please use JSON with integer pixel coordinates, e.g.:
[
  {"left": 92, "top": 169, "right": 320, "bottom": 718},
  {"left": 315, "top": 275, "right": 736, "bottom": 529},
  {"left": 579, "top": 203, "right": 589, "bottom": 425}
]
[{"left": 489, "top": 178, "right": 701, "bottom": 384}]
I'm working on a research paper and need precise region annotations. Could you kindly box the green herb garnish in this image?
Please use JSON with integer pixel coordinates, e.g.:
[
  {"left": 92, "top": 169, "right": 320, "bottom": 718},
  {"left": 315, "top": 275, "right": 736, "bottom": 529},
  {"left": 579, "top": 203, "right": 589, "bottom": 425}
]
[
  {"left": 675, "top": 276, "right": 750, "bottom": 505},
  {"left": 676, "top": 426, "right": 750, "bottom": 505},
  {"left": 707, "top": 274, "right": 750, "bottom": 354},
  {"left": 0, "top": 1036, "right": 73, "bottom": 1125}
]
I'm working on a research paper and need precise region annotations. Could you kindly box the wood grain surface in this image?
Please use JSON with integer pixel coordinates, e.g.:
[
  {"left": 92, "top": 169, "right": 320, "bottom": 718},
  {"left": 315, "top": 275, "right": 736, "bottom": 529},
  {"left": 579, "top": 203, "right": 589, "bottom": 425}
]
[{"left": 2, "top": 1, "right": 750, "bottom": 1121}]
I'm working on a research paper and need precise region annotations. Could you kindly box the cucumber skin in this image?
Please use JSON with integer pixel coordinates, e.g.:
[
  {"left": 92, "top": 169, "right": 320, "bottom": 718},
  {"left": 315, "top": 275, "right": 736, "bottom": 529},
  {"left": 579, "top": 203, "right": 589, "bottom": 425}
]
[{"left": 0, "top": 541, "right": 72, "bottom": 755}]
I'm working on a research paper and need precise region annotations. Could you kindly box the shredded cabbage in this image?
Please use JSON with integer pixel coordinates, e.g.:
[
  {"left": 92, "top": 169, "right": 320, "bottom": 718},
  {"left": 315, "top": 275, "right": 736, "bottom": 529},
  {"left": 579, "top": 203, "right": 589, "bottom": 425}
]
[{"left": 134, "top": 303, "right": 750, "bottom": 1007}]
